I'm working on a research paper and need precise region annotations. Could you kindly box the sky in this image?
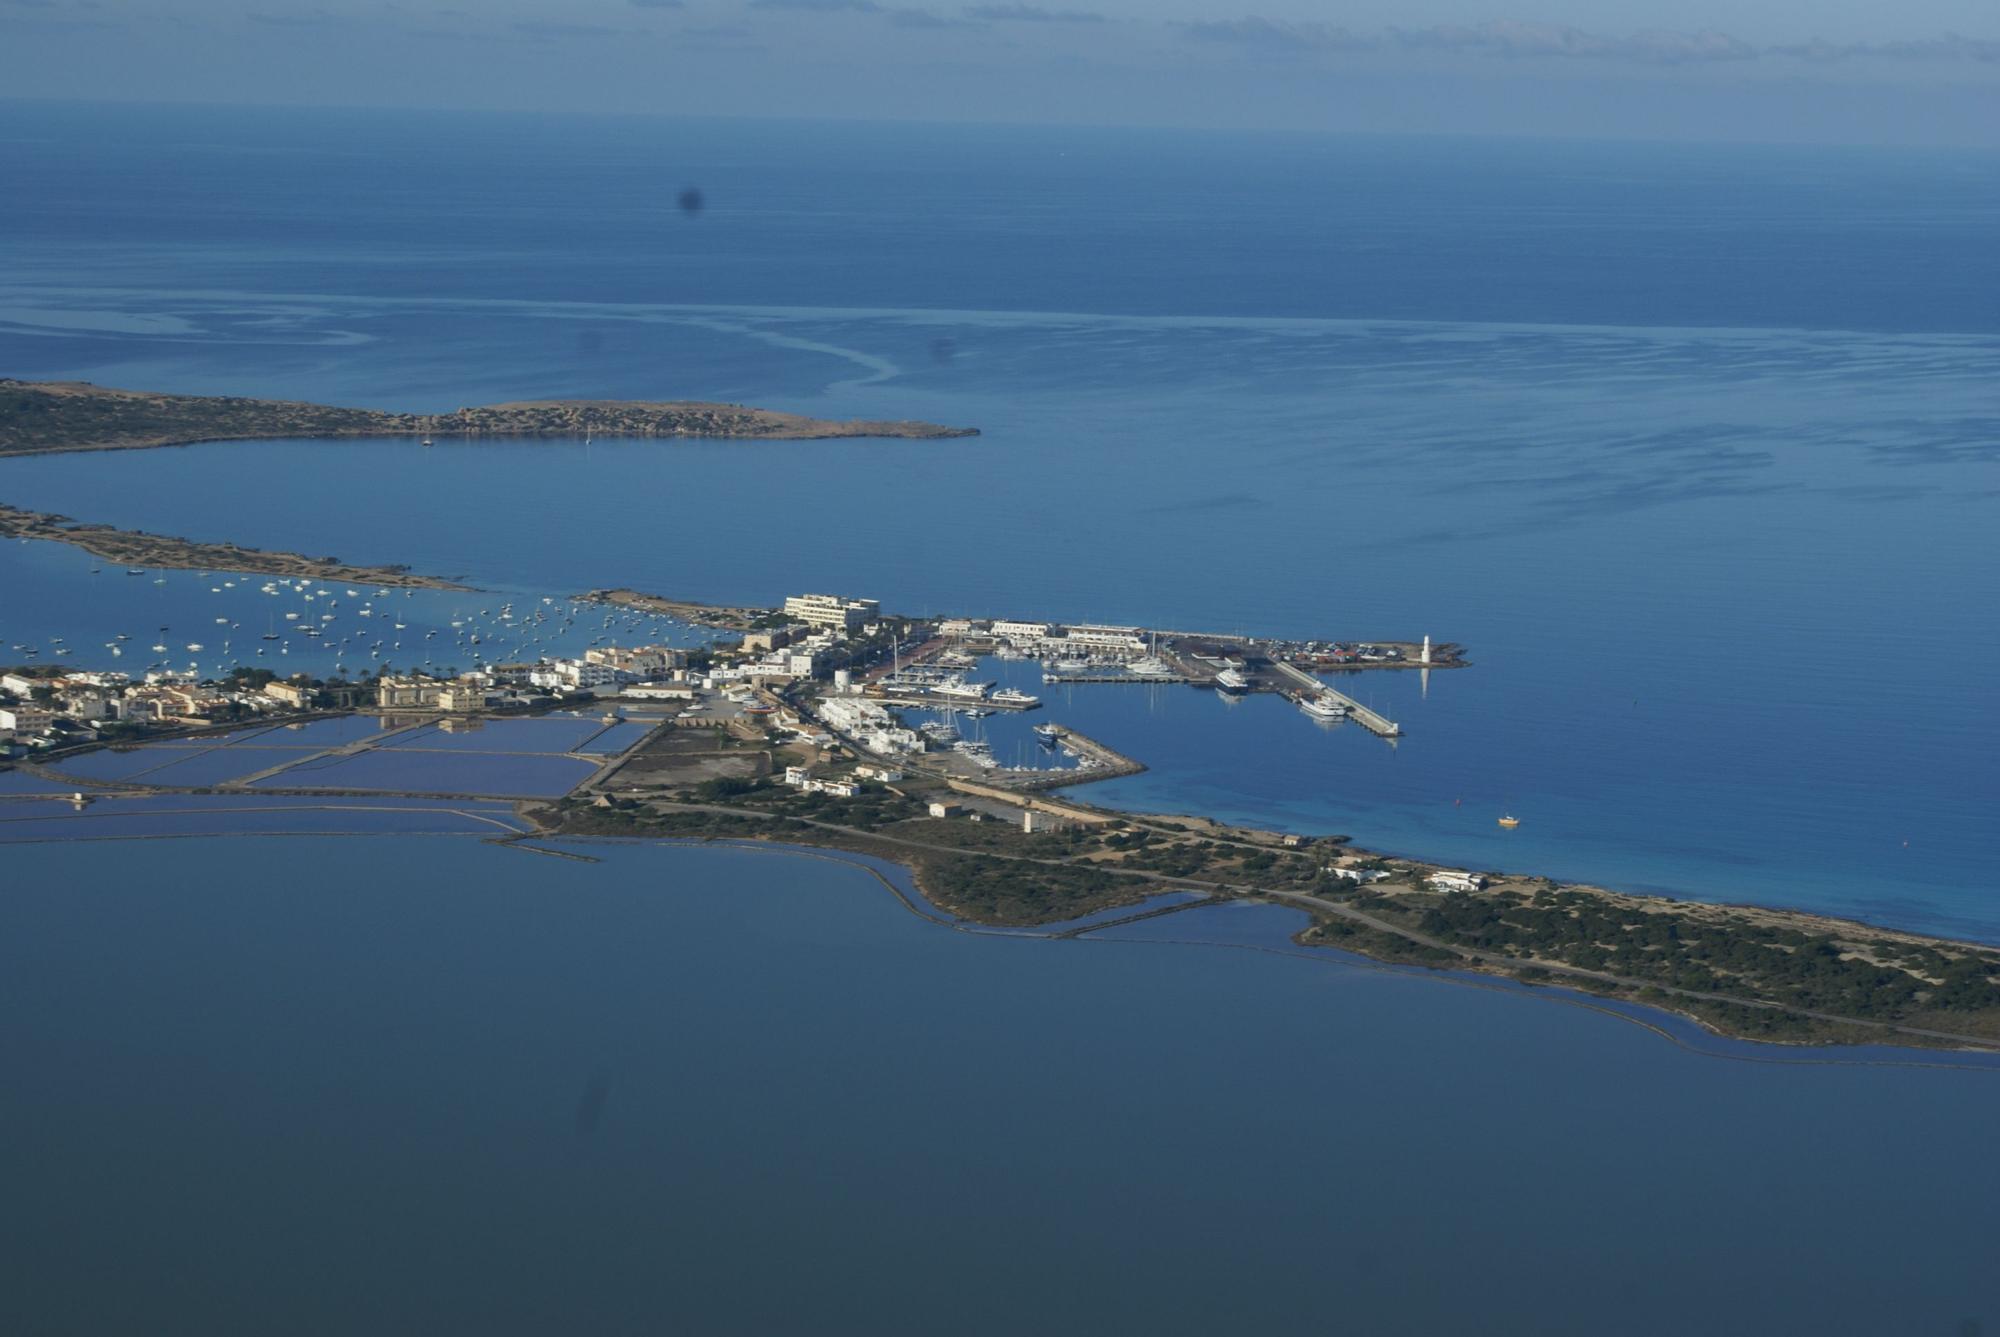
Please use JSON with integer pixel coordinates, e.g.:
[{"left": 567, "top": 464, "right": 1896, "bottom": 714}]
[{"left": 3, "top": 0, "right": 1998, "bottom": 144}]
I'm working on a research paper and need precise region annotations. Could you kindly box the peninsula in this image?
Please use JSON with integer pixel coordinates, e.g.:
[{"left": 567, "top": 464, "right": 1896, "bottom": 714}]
[
  {"left": 6, "top": 579, "right": 1995, "bottom": 1054},
  {"left": 0, "top": 502, "right": 469, "bottom": 589},
  {"left": 0, "top": 378, "right": 978, "bottom": 458}
]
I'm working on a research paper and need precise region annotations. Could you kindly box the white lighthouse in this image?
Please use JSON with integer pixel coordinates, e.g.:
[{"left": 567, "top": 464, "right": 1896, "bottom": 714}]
[{"left": 1421, "top": 635, "right": 1431, "bottom": 666}]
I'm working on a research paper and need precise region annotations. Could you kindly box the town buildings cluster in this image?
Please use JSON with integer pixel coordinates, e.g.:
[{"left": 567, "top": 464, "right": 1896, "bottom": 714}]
[{"left": 0, "top": 668, "right": 305, "bottom": 756}]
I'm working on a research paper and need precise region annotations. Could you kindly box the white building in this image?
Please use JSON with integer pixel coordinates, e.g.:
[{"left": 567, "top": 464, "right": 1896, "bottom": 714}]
[
  {"left": 376, "top": 676, "right": 447, "bottom": 710},
  {"left": 854, "top": 765, "right": 904, "bottom": 782},
  {"left": 817, "top": 697, "right": 892, "bottom": 733},
  {"left": 529, "top": 659, "right": 622, "bottom": 691},
  {"left": 0, "top": 706, "right": 58, "bottom": 734},
  {"left": 784, "top": 593, "right": 880, "bottom": 635},
  {"left": 1057, "top": 624, "right": 1148, "bottom": 654},
  {"left": 785, "top": 649, "right": 832, "bottom": 679},
  {"left": 585, "top": 644, "right": 684, "bottom": 679},
  {"left": 438, "top": 684, "right": 491, "bottom": 713},
  {"left": 991, "top": 620, "right": 1051, "bottom": 642},
  {"left": 816, "top": 696, "right": 920, "bottom": 754},
  {"left": 1428, "top": 870, "right": 1486, "bottom": 894},
  {"left": 784, "top": 767, "right": 860, "bottom": 798},
  {"left": 623, "top": 684, "right": 698, "bottom": 701}
]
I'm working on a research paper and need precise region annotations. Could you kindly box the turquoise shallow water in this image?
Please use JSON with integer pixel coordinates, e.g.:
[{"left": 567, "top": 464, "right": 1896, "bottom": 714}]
[{"left": 1, "top": 835, "right": 1996, "bottom": 1336}]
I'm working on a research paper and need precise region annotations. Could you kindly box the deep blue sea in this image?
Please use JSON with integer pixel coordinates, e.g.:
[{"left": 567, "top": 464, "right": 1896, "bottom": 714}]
[{"left": 2, "top": 103, "right": 1998, "bottom": 1332}]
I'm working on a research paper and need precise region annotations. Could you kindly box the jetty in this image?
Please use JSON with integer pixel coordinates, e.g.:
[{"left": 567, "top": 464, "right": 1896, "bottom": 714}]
[{"left": 1272, "top": 662, "right": 1402, "bottom": 737}]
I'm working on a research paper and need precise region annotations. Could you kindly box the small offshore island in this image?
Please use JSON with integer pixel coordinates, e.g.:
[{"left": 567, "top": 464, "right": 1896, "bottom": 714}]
[
  {"left": 0, "top": 378, "right": 978, "bottom": 458},
  {"left": 6, "top": 577, "right": 1999, "bottom": 1055}
]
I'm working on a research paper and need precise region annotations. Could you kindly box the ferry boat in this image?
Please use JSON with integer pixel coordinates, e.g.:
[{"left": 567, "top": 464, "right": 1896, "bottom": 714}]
[
  {"left": 932, "top": 675, "right": 992, "bottom": 701},
  {"left": 1298, "top": 694, "right": 1348, "bottom": 720},
  {"left": 990, "top": 687, "right": 1040, "bottom": 707},
  {"left": 1033, "top": 722, "right": 1061, "bottom": 743},
  {"left": 1214, "top": 666, "right": 1250, "bottom": 694},
  {"left": 1497, "top": 815, "right": 1520, "bottom": 829}
]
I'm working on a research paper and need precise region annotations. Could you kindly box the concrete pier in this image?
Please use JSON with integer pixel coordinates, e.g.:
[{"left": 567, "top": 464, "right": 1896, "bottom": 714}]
[
  {"left": 1273, "top": 662, "right": 1402, "bottom": 738},
  {"left": 874, "top": 688, "right": 1040, "bottom": 711},
  {"left": 1041, "top": 670, "right": 1191, "bottom": 684}
]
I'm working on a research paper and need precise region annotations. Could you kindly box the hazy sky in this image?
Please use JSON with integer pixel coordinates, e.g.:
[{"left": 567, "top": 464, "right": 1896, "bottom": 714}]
[{"left": 5, "top": 0, "right": 1998, "bottom": 144}]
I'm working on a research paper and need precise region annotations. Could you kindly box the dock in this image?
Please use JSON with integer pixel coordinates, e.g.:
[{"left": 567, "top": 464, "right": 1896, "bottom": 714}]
[
  {"left": 1041, "top": 670, "right": 1192, "bottom": 685},
  {"left": 1272, "top": 662, "right": 1402, "bottom": 738},
  {"left": 874, "top": 688, "right": 1041, "bottom": 711}
]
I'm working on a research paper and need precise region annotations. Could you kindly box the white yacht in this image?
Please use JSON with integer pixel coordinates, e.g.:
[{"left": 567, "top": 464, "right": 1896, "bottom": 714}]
[
  {"left": 932, "top": 675, "right": 992, "bottom": 701},
  {"left": 1214, "top": 666, "right": 1250, "bottom": 693},
  {"left": 1299, "top": 693, "right": 1348, "bottom": 720},
  {"left": 991, "top": 687, "right": 1040, "bottom": 707}
]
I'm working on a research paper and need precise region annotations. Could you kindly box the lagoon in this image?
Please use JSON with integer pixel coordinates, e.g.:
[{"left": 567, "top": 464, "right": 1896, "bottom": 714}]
[{"left": 1, "top": 834, "right": 1995, "bottom": 1335}]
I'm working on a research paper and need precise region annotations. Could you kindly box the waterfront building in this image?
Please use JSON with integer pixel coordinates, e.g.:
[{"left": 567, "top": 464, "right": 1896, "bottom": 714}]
[
  {"left": 438, "top": 684, "right": 490, "bottom": 713},
  {"left": 59, "top": 691, "right": 118, "bottom": 721},
  {"left": 530, "top": 659, "right": 622, "bottom": 691},
  {"left": 264, "top": 680, "right": 314, "bottom": 709},
  {"left": 622, "top": 684, "right": 698, "bottom": 701},
  {"left": 1429, "top": 870, "right": 1486, "bottom": 894},
  {"left": 155, "top": 685, "right": 229, "bottom": 721},
  {"left": 1055, "top": 624, "right": 1148, "bottom": 654},
  {"left": 116, "top": 691, "right": 168, "bottom": 724},
  {"left": 376, "top": 675, "right": 448, "bottom": 710},
  {"left": 991, "top": 620, "right": 1051, "bottom": 642},
  {"left": 0, "top": 706, "right": 55, "bottom": 735},
  {"left": 816, "top": 696, "right": 921, "bottom": 754},
  {"left": 784, "top": 593, "right": 880, "bottom": 635},
  {"left": 816, "top": 697, "right": 889, "bottom": 733}
]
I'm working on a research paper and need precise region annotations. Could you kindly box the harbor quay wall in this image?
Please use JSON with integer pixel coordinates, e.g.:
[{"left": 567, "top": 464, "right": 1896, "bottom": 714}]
[{"left": 943, "top": 778, "right": 1120, "bottom": 826}]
